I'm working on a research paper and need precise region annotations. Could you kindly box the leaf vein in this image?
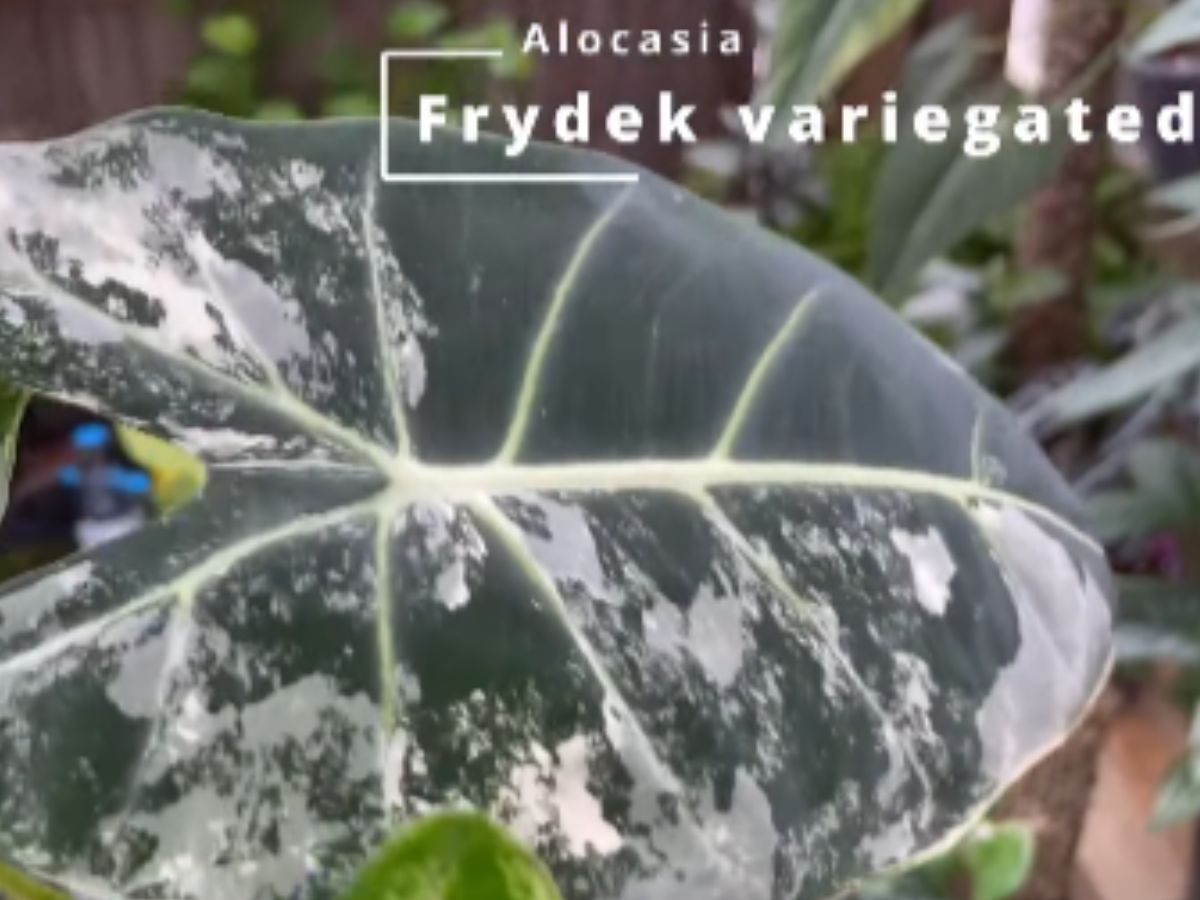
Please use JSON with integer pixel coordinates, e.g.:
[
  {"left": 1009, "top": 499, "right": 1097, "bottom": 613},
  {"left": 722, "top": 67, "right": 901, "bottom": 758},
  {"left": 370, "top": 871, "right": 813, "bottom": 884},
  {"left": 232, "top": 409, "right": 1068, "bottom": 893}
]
[
  {"left": 0, "top": 252, "right": 394, "bottom": 473},
  {"left": 0, "top": 493, "right": 385, "bottom": 681},
  {"left": 389, "top": 459, "right": 1099, "bottom": 553},
  {"left": 363, "top": 158, "right": 411, "bottom": 456},
  {"left": 712, "top": 291, "right": 820, "bottom": 459},
  {"left": 373, "top": 504, "right": 402, "bottom": 826},
  {"left": 468, "top": 495, "right": 725, "bottom": 865},
  {"left": 495, "top": 187, "right": 634, "bottom": 462}
]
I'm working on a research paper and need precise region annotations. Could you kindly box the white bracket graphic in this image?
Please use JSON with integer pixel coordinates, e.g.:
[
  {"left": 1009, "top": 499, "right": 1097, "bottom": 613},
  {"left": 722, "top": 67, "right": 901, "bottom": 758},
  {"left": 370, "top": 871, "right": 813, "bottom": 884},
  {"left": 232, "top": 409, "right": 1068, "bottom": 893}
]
[{"left": 378, "top": 50, "right": 639, "bottom": 185}]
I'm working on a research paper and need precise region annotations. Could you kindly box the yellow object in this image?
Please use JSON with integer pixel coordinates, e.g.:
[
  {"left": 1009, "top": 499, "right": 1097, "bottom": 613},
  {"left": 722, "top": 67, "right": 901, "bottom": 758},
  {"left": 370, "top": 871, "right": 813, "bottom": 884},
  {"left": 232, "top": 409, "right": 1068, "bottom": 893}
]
[{"left": 116, "top": 425, "right": 207, "bottom": 516}]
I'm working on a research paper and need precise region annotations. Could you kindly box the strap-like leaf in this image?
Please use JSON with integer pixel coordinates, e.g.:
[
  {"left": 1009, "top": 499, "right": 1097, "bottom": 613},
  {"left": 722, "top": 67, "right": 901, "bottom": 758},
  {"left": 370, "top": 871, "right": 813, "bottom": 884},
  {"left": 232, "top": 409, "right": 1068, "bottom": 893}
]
[
  {"left": 1132, "top": 0, "right": 1200, "bottom": 61},
  {"left": 1033, "top": 318, "right": 1200, "bottom": 429},
  {"left": 761, "top": 0, "right": 927, "bottom": 111}
]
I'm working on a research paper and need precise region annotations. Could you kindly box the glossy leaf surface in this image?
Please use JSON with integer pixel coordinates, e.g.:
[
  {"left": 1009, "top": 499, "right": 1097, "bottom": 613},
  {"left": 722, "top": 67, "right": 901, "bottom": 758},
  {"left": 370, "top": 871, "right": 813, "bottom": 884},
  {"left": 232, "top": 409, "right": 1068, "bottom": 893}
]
[{"left": 0, "top": 112, "right": 1113, "bottom": 900}]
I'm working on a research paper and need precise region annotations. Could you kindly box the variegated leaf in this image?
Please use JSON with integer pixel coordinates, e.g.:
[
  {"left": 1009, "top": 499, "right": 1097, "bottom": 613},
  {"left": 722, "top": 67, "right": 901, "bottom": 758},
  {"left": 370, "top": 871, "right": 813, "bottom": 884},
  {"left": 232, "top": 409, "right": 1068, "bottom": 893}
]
[{"left": 0, "top": 112, "right": 1112, "bottom": 900}]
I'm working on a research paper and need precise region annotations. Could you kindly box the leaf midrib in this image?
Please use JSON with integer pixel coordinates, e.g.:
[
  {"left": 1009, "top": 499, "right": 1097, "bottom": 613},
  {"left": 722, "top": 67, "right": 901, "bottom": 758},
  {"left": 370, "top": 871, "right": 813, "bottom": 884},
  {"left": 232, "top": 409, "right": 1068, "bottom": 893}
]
[{"left": 380, "top": 458, "right": 1094, "bottom": 551}]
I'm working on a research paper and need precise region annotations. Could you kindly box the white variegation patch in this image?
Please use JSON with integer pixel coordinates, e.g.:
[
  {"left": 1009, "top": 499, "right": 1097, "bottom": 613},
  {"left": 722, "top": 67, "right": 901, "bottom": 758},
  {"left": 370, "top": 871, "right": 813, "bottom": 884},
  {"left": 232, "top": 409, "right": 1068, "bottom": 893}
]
[
  {"left": 891, "top": 528, "right": 956, "bottom": 616},
  {"left": 974, "top": 505, "right": 1112, "bottom": 781},
  {"left": 506, "top": 735, "right": 623, "bottom": 858}
]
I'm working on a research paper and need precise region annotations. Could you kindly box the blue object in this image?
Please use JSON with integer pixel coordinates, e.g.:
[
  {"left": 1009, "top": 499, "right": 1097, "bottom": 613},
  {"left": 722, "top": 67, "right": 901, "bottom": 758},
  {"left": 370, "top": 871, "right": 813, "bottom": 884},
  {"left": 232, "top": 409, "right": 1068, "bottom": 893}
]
[
  {"left": 57, "top": 463, "right": 150, "bottom": 496},
  {"left": 71, "top": 422, "right": 112, "bottom": 451},
  {"left": 108, "top": 468, "right": 152, "bottom": 496}
]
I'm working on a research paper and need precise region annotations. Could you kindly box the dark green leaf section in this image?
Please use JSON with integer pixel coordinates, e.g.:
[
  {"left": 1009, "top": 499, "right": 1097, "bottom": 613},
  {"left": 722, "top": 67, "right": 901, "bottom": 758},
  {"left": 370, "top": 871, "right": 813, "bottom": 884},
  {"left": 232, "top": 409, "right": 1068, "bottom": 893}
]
[
  {"left": 0, "top": 112, "right": 1113, "bottom": 900},
  {"left": 341, "top": 812, "right": 562, "bottom": 900}
]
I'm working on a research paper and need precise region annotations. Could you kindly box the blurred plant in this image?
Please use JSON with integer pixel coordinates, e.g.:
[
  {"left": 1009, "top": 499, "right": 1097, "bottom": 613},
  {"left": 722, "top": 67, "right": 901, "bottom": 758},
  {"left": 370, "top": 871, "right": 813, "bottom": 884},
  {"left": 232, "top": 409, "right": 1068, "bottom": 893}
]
[
  {"left": 1154, "top": 705, "right": 1200, "bottom": 828},
  {"left": 754, "top": 0, "right": 1170, "bottom": 322},
  {"left": 170, "top": 0, "right": 531, "bottom": 121},
  {"left": 1041, "top": 368, "right": 1200, "bottom": 827},
  {"left": 342, "top": 808, "right": 1031, "bottom": 900},
  {"left": 787, "top": 138, "right": 886, "bottom": 276},
  {"left": 1130, "top": 0, "right": 1200, "bottom": 62},
  {"left": 860, "top": 821, "right": 1036, "bottom": 900},
  {"left": 711, "top": 15, "right": 1069, "bottom": 311}
]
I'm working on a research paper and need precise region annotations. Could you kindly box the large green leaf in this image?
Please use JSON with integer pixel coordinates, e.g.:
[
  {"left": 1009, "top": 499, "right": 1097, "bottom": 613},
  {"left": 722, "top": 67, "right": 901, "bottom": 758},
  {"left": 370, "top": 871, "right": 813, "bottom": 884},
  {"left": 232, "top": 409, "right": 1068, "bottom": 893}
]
[{"left": 0, "top": 111, "right": 1113, "bottom": 900}]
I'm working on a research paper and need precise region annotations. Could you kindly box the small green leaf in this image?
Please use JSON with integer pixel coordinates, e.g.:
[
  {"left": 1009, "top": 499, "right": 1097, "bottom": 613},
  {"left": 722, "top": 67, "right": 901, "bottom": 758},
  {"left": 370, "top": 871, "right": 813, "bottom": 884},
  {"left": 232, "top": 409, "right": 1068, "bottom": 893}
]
[
  {"left": 388, "top": 1, "right": 451, "bottom": 41},
  {"left": 253, "top": 99, "right": 305, "bottom": 122},
  {"left": 116, "top": 424, "right": 207, "bottom": 517},
  {"left": 322, "top": 93, "right": 381, "bottom": 118},
  {"left": 340, "top": 812, "right": 563, "bottom": 900},
  {"left": 201, "top": 13, "right": 260, "bottom": 58},
  {"left": 962, "top": 822, "right": 1035, "bottom": 900},
  {"left": 0, "top": 382, "right": 27, "bottom": 522}
]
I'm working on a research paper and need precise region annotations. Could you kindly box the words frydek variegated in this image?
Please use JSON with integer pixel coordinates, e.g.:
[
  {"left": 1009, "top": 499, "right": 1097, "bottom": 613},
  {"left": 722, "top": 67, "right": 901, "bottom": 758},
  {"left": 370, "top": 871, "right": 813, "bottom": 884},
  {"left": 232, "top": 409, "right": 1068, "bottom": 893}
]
[{"left": 418, "top": 90, "right": 1198, "bottom": 161}]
